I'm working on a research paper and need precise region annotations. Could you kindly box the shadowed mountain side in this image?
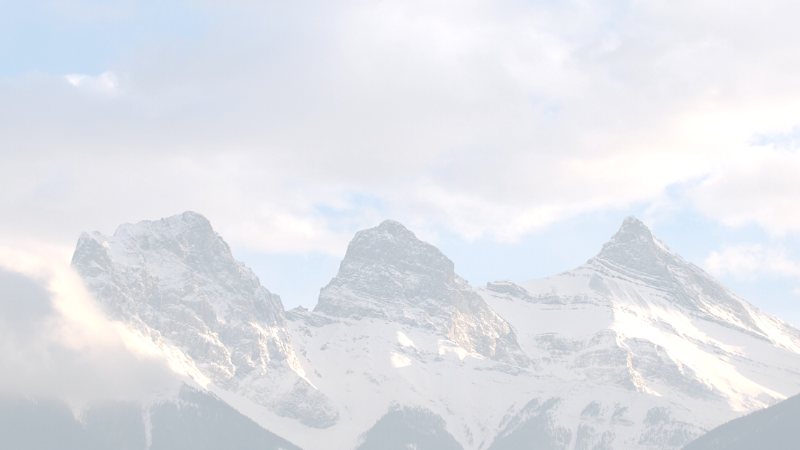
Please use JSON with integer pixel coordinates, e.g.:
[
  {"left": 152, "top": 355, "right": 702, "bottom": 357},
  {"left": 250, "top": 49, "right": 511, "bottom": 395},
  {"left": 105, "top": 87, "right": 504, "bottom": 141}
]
[
  {"left": 0, "top": 386, "right": 302, "bottom": 450},
  {"left": 682, "top": 393, "right": 800, "bottom": 450},
  {"left": 0, "top": 397, "right": 142, "bottom": 450},
  {"left": 355, "top": 406, "right": 464, "bottom": 450},
  {"left": 486, "top": 398, "right": 573, "bottom": 450},
  {"left": 150, "top": 386, "right": 303, "bottom": 450}
]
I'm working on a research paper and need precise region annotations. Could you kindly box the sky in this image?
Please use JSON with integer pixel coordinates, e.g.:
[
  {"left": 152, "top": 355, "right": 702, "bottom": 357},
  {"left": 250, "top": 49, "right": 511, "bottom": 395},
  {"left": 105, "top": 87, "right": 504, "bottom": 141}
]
[{"left": 3, "top": 0, "right": 800, "bottom": 326}]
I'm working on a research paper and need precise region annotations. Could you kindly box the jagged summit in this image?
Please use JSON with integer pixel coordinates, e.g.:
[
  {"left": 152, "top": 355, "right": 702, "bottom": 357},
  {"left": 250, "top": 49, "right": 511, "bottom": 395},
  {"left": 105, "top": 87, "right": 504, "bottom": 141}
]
[
  {"left": 584, "top": 216, "right": 800, "bottom": 345},
  {"left": 112, "top": 211, "right": 218, "bottom": 249},
  {"left": 72, "top": 211, "right": 340, "bottom": 428},
  {"left": 314, "top": 219, "right": 527, "bottom": 364},
  {"left": 73, "top": 211, "right": 236, "bottom": 282},
  {"left": 593, "top": 216, "right": 675, "bottom": 278},
  {"left": 601, "top": 216, "right": 669, "bottom": 253},
  {"left": 118, "top": 210, "right": 212, "bottom": 233},
  {"left": 318, "top": 219, "right": 455, "bottom": 312},
  {"left": 371, "top": 219, "right": 416, "bottom": 238},
  {"left": 348, "top": 219, "right": 452, "bottom": 272}
]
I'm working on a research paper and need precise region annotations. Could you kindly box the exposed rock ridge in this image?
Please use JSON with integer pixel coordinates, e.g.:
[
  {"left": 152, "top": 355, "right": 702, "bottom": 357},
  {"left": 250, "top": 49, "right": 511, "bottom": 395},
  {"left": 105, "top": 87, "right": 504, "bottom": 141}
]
[
  {"left": 595, "top": 216, "right": 673, "bottom": 275},
  {"left": 315, "top": 219, "right": 528, "bottom": 365},
  {"left": 71, "top": 211, "right": 338, "bottom": 428},
  {"left": 590, "top": 216, "right": 800, "bottom": 349}
]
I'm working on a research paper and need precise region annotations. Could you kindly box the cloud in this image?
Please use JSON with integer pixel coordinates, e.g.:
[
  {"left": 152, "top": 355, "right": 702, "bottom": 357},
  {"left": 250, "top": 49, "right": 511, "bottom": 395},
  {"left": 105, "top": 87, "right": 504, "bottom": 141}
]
[
  {"left": 65, "top": 71, "right": 119, "bottom": 94},
  {"left": 690, "top": 149, "right": 800, "bottom": 234},
  {"left": 705, "top": 244, "right": 800, "bottom": 281},
  {"left": 0, "top": 243, "right": 178, "bottom": 405},
  {"left": 4, "top": 0, "right": 800, "bottom": 253}
]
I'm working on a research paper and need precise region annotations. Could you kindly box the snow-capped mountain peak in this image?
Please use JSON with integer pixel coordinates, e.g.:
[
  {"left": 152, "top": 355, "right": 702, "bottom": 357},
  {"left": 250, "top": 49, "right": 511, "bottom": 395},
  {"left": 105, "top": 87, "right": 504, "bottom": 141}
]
[
  {"left": 585, "top": 217, "right": 800, "bottom": 351},
  {"left": 594, "top": 216, "right": 674, "bottom": 277},
  {"left": 314, "top": 219, "right": 527, "bottom": 365},
  {"left": 71, "top": 211, "right": 339, "bottom": 428},
  {"left": 315, "top": 219, "right": 455, "bottom": 319},
  {"left": 67, "top": 213, "right": 800, "bottom": 450}
]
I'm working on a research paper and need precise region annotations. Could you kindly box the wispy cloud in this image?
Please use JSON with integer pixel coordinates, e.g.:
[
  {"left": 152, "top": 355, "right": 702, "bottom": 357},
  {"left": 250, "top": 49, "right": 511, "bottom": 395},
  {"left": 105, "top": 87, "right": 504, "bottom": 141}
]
[
  {"left": 0, "top": 243, "right": 178, "bottom": 404},
  {"left": 65, "top": 71, "right": 119, "bottom": 94},
  {"left": 690, "top": 150, "right": 800, "bottom": 235}
]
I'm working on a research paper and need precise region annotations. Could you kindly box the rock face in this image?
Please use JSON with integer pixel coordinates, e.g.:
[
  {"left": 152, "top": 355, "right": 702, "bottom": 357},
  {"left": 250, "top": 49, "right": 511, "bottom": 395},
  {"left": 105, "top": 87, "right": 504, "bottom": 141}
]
[
  {"left": 315, "top": 219, "right": 527, "bottom": 365},
  {"left": 71, "top": 211, "right": 338, "bottom": 428}
]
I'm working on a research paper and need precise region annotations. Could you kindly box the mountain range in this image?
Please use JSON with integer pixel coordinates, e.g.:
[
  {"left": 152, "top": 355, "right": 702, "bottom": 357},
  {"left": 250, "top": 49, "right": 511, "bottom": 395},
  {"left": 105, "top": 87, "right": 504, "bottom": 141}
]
[{"left": 11, "top": 212, "right": 800, "bottom": 450}]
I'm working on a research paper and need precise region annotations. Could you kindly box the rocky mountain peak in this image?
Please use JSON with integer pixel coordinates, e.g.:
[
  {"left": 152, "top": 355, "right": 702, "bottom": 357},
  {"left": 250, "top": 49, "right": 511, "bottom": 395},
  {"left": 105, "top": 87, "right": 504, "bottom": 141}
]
[
  {"left": 118, "top": 211, "right": 230, "bottom": 267},
  {"left": 593, "top": 216, "right": 674, "bottom": 277},
  {"left": 121, "top": 210, "right": 212, "bottom": 234},
  {"left": 71, "top": 211, "right": 340, "bottom": 428},
  {"left": 345, "top": 219, "right": 454, "bottom": 275},
  {"left": 370, "top": 219, "right": 416, "bottom": 238},
  {"left": 579, "top": 216, "right": 800, "bottom": 350},
  {"left": 117, "top": 210, "right": 212, "bottom": 239},
  {"left": 314, "top": 220, "right": 460, "bottom": 319},
  {"left": 314, "top": 220, "right": 528, "bottom": 365}
]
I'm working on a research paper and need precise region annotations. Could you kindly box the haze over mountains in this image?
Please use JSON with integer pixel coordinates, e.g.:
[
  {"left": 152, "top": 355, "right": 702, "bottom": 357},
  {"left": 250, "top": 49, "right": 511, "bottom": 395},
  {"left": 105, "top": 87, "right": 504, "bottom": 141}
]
[{"left": 5, "top": 212, "right": 800, "bottom": 449}]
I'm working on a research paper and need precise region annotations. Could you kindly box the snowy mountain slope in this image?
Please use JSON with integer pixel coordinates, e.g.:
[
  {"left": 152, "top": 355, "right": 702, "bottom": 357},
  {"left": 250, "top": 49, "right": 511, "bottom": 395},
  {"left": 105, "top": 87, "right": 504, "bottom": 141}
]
[
  {"left": 272, "top": 217, "right": 800, "bottom": 450},
  {"left": 280, "top": 308, "right": 535, "bottom": 450},
  {"left": 483, "top": 217, "right": 800, "bottom": 407},
  {"left": 71, "top": 212, "right": 338, "bottom": 428},
  {"left": 477, "top": 217, "right": 800, "bottom": 448},
  {"left": 69, "top": 213, "right": 800, "bottom": 450}
]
